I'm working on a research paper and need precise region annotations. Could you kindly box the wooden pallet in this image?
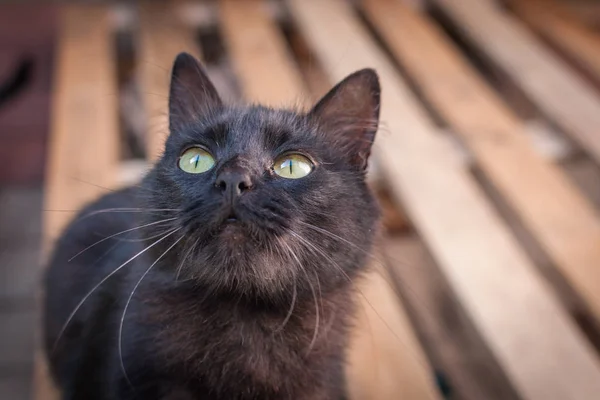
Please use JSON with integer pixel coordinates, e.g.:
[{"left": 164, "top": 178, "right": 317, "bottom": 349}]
[{"left": 37, "top": 1, "right": 600, "bottom": 399}]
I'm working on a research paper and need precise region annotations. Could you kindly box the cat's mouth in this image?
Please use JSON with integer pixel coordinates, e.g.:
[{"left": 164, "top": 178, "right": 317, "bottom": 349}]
[{"left": 225, "top": 211, "right": 238, "bottom": 223}]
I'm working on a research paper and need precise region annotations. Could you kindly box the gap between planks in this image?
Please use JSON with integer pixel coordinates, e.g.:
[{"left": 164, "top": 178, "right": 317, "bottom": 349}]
[{"left": 286, "top": 0, "right": 600, "bottom": 399}]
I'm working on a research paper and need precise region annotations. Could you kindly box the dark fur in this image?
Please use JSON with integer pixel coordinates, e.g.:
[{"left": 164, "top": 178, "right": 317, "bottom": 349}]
[{"left": 44, "top": 53, "right": 381, "bottom": 400}]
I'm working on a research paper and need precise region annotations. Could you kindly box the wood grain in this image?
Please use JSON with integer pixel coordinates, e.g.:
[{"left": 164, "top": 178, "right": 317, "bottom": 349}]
[
  {"left": 430, "top": 0, "right": 600, "bottom": 166},
  {"left": 287, "top": 0, "right": 600, "bottom": 399},
  {"left": 363, "top": 0, "right": 600, "bottom": 330},
  {"left": 37, "top": 5, "right": 119, "bottom": 400},
  {"left": 220, "top": 0, "right": 440, "bottom": 398}
]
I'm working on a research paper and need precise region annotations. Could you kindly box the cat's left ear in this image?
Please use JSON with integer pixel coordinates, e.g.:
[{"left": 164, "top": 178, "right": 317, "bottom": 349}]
[
  {"left": 169, "top": 52, "right": 222, "bottom": 131},
  {"left": 308, "top": 69, "right": 380, "bottom": 170}
]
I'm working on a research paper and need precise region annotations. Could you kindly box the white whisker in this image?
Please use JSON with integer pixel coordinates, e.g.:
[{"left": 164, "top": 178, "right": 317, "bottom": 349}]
[
  {"left": 290, "top": 227, "right": 431, "bottom": 371},
  {"left": 68, "top": 218, "right": 177, "bottom": 262},
  {"left": 279, "top": 240, "right": 319, "bottom": 355},
  {"left": 119, "top": 230, "right": 184, "bottom": 389},
  {"left": 273, "top": 279, "right": 297, "bottom": 333},
  {"left": 175, "top": 237, "right": 199, "bottom": 282},
  {"left": 76, "top": 207, "right": 181, "bottom": 221},
  {"left": 52, "top": 228, "right": 179, "bottom": 352}
]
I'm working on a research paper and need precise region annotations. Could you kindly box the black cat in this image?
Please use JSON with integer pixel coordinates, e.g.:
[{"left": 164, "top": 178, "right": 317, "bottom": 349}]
[{"left": 44, "top": 53, "right": 381, "bottom": 400}]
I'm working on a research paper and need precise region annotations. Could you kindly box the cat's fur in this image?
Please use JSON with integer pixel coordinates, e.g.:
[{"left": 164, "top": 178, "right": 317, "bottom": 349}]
[{"left": 44, "top": 53, "right": 381, "bottom": 400}]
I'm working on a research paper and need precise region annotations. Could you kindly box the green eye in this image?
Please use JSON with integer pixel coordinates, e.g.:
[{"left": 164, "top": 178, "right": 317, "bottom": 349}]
[
  {"left": 273, "top": 154, "right": 314, "bottom": 179},
  {"left": 179, "top": 147, "right": 215, "bottom": 174}
]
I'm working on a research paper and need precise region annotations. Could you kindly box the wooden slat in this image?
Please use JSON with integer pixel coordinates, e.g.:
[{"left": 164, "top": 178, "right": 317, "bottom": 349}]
[
  {"left": 219, "top": 0, "right": 308, "bottom": 106},
  {"left": 430, "top": 0, "right": 600, "bottom": 166},
  {"left": 138, "top": 0, "right": 200, "bottom": 161},
  {"left": 287, "top": 0, "right": 600, "bottom": 399},
  {"left": 36, "top": 5, "right": 119, "bottom": 400},
  {"left": 509, "top": 0, "right": 600, "bottom": 85},
  {"left": 347, "top": 252, "right": 442, "bottom": 400},
  {"left": 561, "top": 1, "right": 600, "bottom": 29},
  {"left": 363, "top": 0, "right": 600, "bottom": 327},
  {"left": 383, "top": 236, "right": 520, "bottom": 400},
  {"left": 219, "top": 1, "right": 440, "bottom": 398}
]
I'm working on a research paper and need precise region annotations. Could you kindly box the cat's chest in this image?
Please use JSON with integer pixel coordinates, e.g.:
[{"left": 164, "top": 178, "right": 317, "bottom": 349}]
[{"left": 138, "top": 288, "right": 346, "bottom": 398}]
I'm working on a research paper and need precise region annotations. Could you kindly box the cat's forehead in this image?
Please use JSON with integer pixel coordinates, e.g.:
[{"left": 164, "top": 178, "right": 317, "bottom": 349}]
[{"left": 204, "top": 106, "right": 309, "bottom": 149}]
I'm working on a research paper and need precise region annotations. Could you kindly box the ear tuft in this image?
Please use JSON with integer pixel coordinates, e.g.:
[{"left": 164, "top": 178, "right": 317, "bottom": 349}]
[
  {"left": 308, "top": 69, "right": 380, "bottom": 170},
  {"left": 169, "top": 52, "right": 222, "bottom": 131}
]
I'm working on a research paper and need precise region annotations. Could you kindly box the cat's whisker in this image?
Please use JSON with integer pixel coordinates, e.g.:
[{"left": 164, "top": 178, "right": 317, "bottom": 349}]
[
  {"left": 291, "top": 227, "right": 433, "bottom": 371},
  {"left": 68, "top": 218, "right": 178, "bottom": 262},
  {"left": 175, "top": 236, "right": 199, "bottom": 282},
  {"left": 43, "top": 207, "right": 181, "bottom": 215},
  {"left": 83, "top": 207, "right": 181, "bottom": 216},
  {"left": 288, "top": 231, "right": 352, "bottom": 284},
  {"left": 119, "top": 230, "right": 184, "bottom": 390},
  {"left": 273, "top": 278, "right": 297, "bottom": 334},
  {"left": 67, "top": 176, "right": 120, "bottom": 193},
  {"left": 289, "top": 230, "right": 378, "bottom": 353},
  {"left": 279, "top": 240, "right": 319, "bottom": 355},
  {"left": 313, "top": 268, "right": 324, "bottom": 320},
  {"left": 289, "top": 229, "right": 372, "bottom": 327},
  {"left": 111, "top": 228, "right": 178, "bottom": 243},
  {"left": 297, "top": 220, "right": 419, "bottom": 297},
  {"left": 306, "top": 275, "right": 320, "bottom": 355},
  {"left": 296, "top": 220, "right": 387, "bottom": 268},
  {"left": 297, "top": 220, "right": 420, "bottom": 294},
  {"left": 52, "top": 228, "right": 179, "bottom": 352}
]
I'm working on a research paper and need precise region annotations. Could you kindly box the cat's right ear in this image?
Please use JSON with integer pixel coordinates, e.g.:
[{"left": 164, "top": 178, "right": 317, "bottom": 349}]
[{"left": 169, "top": 52, "right": 222, "bottom": 131}]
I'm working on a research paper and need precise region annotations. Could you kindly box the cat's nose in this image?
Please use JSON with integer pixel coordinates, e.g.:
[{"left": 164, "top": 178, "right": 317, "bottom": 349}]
[{"left": 215, "top": 169, "right": 253, "bottom": 199}]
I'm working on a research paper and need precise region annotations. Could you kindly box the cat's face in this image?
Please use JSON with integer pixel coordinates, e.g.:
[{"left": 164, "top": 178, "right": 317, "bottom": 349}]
[{"left": 144, "top": 53, "right": 380, "bottom": 300}]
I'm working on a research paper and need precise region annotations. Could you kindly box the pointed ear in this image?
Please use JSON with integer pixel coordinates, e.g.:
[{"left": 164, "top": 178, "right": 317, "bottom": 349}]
[
  {"left": 169, "top": 52, "right": 222, "bottom": 131},
  {"left": 308, "top": 69, "right": 380, "bottom": 170}
]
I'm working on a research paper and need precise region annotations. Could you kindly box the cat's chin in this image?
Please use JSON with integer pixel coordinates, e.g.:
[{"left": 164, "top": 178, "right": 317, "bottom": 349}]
[{"left": 219, "top": 220, "right": 245, "bottom": 240}]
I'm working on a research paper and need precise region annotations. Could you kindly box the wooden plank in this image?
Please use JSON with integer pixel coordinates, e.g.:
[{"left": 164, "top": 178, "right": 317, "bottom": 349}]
[
  {"left": 219, "top": 1, "right": 440, "bottom": 398},
  {"left": 219, "top": 0, "right": 308, "bottom": 106},
  {"left": 560, "top": 0, "right": 600, "bottom": 29},
  {"left": 347, "top": 251, "right": 442, "bottom": 400},
  {"left": 138, "top": 0, "right": 200, "bottom": 161},
  {"left": 363, "top": 0, "right": 600, "bottom": 328},
  {"left": 384, "top": 236, "right": 520, "bottom": 400},
  {"left": 287, "top": 0, "right": 600, "bottom": 399},
  {"left": 36, "top": 5, "right": 119, "bottom": 400},
  {"left": 565, "top": 157, "right": 600, "bottom": 209},
  {"left": 523, "top": 119, "right": 573, "bottom": 161},
  {"left": 509, "top": 0, "right": 600, "bottom": 85},
  {"left": 430, "top": 0, "right": 600, "bottom": 166}
]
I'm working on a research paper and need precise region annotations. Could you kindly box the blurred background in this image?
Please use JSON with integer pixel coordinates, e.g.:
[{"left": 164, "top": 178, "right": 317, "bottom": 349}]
[{"left": 2, "top": 0, "right": 600, "bottom": 399}]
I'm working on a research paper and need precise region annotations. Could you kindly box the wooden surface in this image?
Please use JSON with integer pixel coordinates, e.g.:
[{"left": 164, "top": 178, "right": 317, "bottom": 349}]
[
  {"left": 138, "top": 0, "right": 200, "bottom": 161},
  {"left": 219, "top": 0, "right": 309, "bottom": 107},
  {"left": 384, "top": 236, "right": 520, "bottom": 400},
  {"left": 509, "top": 0, "right": 600, "bottom": 84},
  {"left": 37, "top": 5, "right": 119, "bottom": 400},
  {"left": 287, "top": 0, "right": 600, "bottom": 399},
  {"left": 220, "top": 1, "right": 440, "bottom": 398},
  {"left": 347, "top": 252, "right": 442, "bottom": 400},
  {"left": 430, "top": 0, "right": 600, "bottom": 166},
  {"left": 363, "top": 0, "right": 600, "bottom": 327}
]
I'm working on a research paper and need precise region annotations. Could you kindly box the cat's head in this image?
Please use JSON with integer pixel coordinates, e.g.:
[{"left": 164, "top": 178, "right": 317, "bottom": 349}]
[{"left": 143, "top": 53, "right": 381, "bottom": 301}]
